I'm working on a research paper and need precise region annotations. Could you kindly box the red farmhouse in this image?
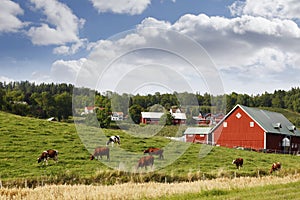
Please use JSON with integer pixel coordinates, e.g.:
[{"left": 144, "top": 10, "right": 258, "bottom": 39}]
[{"left": 210, "top": 104, "right": 300, "bottom": 153}]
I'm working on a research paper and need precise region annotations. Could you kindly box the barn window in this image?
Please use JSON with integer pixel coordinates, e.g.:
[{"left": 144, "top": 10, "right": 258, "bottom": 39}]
[
  {"left": 250, "top": 121, "right": 254, "bottom": 127},
  {"left": 223, "top": 122, "right": 227, "bottom": 127},
  {"left": 200, "top": 134, "right": 204, "bottom": 137},
  {"left": 236, "top": 112, "right": 242, "bottom": 119}
]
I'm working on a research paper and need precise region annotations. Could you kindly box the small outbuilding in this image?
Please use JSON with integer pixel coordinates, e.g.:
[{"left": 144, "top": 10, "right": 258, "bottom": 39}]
[{"left": 184, "top": 127, "right": 211, "bottom": 143}]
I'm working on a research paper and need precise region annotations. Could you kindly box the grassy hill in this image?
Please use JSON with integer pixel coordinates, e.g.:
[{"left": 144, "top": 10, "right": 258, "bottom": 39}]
[{"left": 0, "top": 111, "right": 300, "bottom": 187}]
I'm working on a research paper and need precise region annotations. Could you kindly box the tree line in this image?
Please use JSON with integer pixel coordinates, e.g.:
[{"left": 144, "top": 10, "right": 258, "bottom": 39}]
[{"left": 0, "top": 81, "right": 299, "bottom": 126}]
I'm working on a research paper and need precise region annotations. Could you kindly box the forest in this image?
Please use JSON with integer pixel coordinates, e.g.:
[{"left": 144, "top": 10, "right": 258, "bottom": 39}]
[{"left": 0, "top": 81, "right": 299, "bottom": 127}]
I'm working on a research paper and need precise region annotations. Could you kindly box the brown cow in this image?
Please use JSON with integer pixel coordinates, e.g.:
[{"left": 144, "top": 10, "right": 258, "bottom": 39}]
[
  {"left": 232, "top": 158, "right": 243, "bottom": 169},
  {"left": 270, "top": 162, "right": 281, "bottom": 174},
  {"left": 137, "top": 155, "right": 154, "bottom": 170},
  {"left": 37, "top": 149, "right": 58, "bottom": 165},
  {"left": 90, "top": 147, "right": 110, "bottom": 160},
  {"left": 144, "top": 147, "right": 164, "bottom": 159}
]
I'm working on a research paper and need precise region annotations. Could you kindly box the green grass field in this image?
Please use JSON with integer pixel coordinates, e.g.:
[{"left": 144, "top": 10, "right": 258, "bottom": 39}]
[
  {"left": 1, "top": 111, "right": 300, "bottom": 188},
  {"left": 151, "top": 180, "right": 300, "bottom": 200}
]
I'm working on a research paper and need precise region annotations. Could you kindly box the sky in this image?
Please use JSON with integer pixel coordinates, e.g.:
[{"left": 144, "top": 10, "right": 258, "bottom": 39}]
[{"left": 1, "top": 0, "right": 300, "bottom": 95}]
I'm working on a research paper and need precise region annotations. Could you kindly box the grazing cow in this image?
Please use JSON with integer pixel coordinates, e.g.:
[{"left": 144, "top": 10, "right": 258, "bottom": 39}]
[
  {"left": 106, "top": 135, "right": 120, "bottom": 147},
  {"left": 37, "top": 149, "right": 58, "bottom": 165},
  {"left": 137, "top": 155, "right": 154, "bottom": 170},
  {"left": 144, "top": 147, "right": 164, "bottom": 159},
  {"left": 90, "top": 147, "right": 110, "bottom": 160},
  {"left": 270, "top": 162, "right": 281, "bottom": 174},
  {"left": 232, "top": 158, "right": 243, "bottom": 169}
]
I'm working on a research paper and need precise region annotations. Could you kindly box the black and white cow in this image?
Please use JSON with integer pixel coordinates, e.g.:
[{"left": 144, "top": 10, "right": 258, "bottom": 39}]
[
  {"left": 106, "top": 135, "right": 120, "bottom": 147},
  {"left": 37, "top": 149, "right": 58, "bottom": 165}
]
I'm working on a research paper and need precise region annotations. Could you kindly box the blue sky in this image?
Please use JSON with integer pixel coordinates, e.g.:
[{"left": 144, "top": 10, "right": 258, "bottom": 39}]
[{"left": 1, "top": 0, "right": 300, "bottom": 95}]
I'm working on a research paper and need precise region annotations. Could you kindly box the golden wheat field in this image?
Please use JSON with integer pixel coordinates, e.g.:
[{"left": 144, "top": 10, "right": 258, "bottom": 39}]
[{"left": 1, "top": 174, "right": 300, "bottom": 200}]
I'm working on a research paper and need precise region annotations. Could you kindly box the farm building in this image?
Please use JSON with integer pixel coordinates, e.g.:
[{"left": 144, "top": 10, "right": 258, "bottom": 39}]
[
  {"left": 111, "top": 112, "right": 124, "bottom": 121},
  {"left": 193, "top": 113, "right": 225, "bottom": 126},
  {"left": 210, "top": 104, "right": 300, "bottom": 153},
  {"left": 184, "top": 127, "right": 211, "bottom": 143},
  {"left": 141, "top": 112, "right": 164, "bottom": 124},
  {"left": 141, "top": 110, "right": 187, "bottom": 125}
]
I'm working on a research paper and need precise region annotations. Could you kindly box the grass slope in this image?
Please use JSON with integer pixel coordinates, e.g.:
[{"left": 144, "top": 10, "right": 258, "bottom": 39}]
[
  {"left": 155, "top": 180, "right": 300, "bottom": 200},
  {"left": 0, "top": 111, "right": 300, "bottom": 187}
]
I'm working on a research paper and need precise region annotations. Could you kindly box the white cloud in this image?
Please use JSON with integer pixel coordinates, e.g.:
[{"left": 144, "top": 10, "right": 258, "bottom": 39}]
[
  {"left": 27, "top": 0, "right": 85, "bottom": 46},
  {"left": 0, "top": 76, "right": 14, "bottom": 83},
  {"left": 229, "top": 0, "right": 300, "bottom": 20},
  {"left": 53, "top": 39, "right": 88, "bottom": 55},
  {"left": 61, "top": 11, "right": 300, "bottom": 94},
  {"left": 51, "top": 58, "right": 87, "bottom": 84},
  {"left": 89, "top": 0, "right": 151, "bottom": 15},
  {"left": 0, "top": 0, "right": 26, "bottom": 33}
]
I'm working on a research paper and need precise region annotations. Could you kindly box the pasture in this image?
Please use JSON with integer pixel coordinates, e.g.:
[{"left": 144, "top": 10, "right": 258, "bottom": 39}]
[
  {"left": 1, "top": 111, "right": 300, "bottom": 188},
  {"left": 1, "top": 175, "right": 300, "bottom": 199}
]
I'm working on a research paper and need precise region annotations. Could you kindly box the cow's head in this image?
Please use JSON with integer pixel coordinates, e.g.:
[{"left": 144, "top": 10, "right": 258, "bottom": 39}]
[
  {"left": 37, "top": 157, "right": 42, "bottom": 163},
  {"left": 90, "top": 154, "right": 95, "bottom": 160}
]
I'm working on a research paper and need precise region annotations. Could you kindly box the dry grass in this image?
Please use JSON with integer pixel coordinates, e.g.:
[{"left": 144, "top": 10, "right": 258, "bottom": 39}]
[{"left": 1, "top": 174, "right": 300, "bottom": 200}]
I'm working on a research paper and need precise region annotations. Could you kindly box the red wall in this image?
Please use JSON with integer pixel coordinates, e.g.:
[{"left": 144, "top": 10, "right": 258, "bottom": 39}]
[
  {"left": 213, "top": 107, "right": 265, "bottom": 150},
  {"left": 185, "top": 134, "right": 208, "bottom": 143}
]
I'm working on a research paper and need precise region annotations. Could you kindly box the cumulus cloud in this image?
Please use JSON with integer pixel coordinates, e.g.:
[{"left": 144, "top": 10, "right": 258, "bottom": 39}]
[
  {"left": 229, "top": 0, "right": 300, "bottom": 20},
  {"left": 53, "top": 39, "right": 88, "bottom": 55},
  {"left": 89, "top": 0, "right": 151, "bottom": 15},
  {"left": 54, "top": 6, "right": 300, "bottom": 94},
  {"left": 0, "top": 76, "right": 14, "bottom": 83},
  {"left": 0, "top": 0, "right": 26, "bottom": 33},
  {"left": 51, "top": 58, "right": 87, "bottom": 84},
  {"left": 27, "top": 0, "right": 85, "bottom": 46},
  {"left": 89, "top": 0, "right": 176, "bottom": 15}
]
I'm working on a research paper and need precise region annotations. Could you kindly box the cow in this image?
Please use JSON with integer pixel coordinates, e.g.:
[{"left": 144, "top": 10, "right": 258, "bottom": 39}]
[
  {"left": 270, "top": 162, "right": 281, "bottom": 174},
  {"left": 37, "top": 149, "right": 58, "bottom": 165},
  {"left": 232, "top": 158, "right": 243, "bottom": 169},
  {"left": 106, "top": 135, "right": 120, "bottom": 147},
  {"left": 137, "top": 155, "right": 154, "bottom": 170},
  {"left": 144, "top": 147, "right": 164, "bottom": 159},
  {"left": 90, "top": 147, "right": 110, "bottom": 160}
]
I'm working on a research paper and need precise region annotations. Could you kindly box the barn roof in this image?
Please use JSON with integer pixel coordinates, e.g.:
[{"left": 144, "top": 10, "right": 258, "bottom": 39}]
[
  {"left": 211, "top": 104, "right": 300, "bottom": 136},
  {"left": 141, "top": 112, "right": 164, "bottom": 119},
  {"left": 172, "top": 112, "right": 187, "bottom": 120},
  {"left": 239, "top": 105, "right": 300, "bottom": 136},
  {"left": 184, "top": 127, "right": 211, "bottom": 135}
]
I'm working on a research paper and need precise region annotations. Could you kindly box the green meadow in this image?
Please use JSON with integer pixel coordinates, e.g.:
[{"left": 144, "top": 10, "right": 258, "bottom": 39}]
[
  {"left": 1, "top": 111, "right": 300, "bottom": 187},
  {"left": 152, "top": 180, "right": 300, "bottom": 200}
]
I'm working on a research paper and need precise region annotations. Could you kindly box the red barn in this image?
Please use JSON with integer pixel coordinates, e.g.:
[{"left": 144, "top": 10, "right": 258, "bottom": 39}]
[
  {"left": 141, "top": 112, "right": 164, "bottom": 124},
  {"left": 184, "top": 127, "right": 210, "bottom": 143},
  {"left": 210, "top": 104, "right": 300, "bottom": 153}
]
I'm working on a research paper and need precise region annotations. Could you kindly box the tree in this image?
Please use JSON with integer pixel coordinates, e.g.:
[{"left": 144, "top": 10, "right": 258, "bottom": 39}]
[
  {"left": 159, "top": 112, "right": 174, "bottom": 125},
  {"left": 96, "top": 102, "right": 111, "bottom": 128},
  {"left": 54, "top": 92, "right": 72, "bottom": 121},
  {"left": 129, "top": 104, "right": 143, "bottom": 124}
]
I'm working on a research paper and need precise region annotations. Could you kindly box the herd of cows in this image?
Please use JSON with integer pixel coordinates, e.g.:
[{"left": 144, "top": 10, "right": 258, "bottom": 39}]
[{"left": 37, "top": 135, "right": 282, "bottom": 173}]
